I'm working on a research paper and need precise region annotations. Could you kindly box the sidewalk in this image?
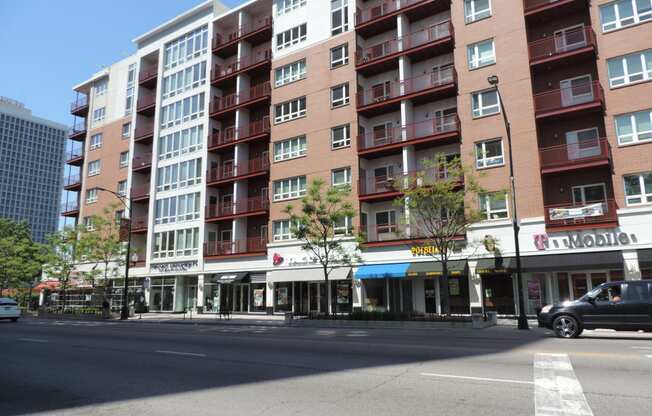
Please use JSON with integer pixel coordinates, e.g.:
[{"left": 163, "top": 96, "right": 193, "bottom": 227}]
[{"left": 128, "top": 312, "right": 288, "bottom": 327}]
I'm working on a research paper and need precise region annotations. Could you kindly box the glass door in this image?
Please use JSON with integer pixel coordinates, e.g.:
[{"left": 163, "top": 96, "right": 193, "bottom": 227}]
[
  {"left": 309, "top": 282, "right": 320, "bottom": 313},
  {"left": 572, "top": 183, "right": 606, "bottom": 205},
  {"left": 566, "top": 128, "right": 600, "bottom": 160},
  {"left": 554, "top": 24, "right": 586, "bottom": 53},
  {"left": 560, "top": 75, "right": 593, "bottom": 107}
]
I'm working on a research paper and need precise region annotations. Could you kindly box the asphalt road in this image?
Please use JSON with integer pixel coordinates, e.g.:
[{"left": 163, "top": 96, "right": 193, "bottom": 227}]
[{"left": 1, "top": 318, "right": 651, "bottom": 416}]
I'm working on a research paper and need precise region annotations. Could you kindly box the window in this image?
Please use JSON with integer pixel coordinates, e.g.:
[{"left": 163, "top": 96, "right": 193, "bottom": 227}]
[
  {"left": 162, "top": 61, "right": 207, "bottom": 99},
  {"left": 163, "top": 25, "right": 209, "bottom": 70},
  {"left": 275, "top": 60, "right": 306, "bottom": 87},
  {"left": 83, "top": 216, "right": 94, "bottom": 231},
  {"left": 375, "top": 211, "right": 397, "bottom": 233},
  {"left": 331, "top": 83, "right": 350, "bottom": 107},
  {"left": 155, "top": 193, "right": 201, "bottom": 224},
  {"left": 334, "top": 216, "right": 353, "bottom": 235},
  {"left": 330, "top": 44, "right": 349, "bottom": 68},
  {"left": 273, "top": 220, "right": 294, "bottom": 241},
  {"left": 156, "top": 158, "right": 202, "bottom": 192},
  {"left": 273, "top": 176, "right": 307, "bottom": 201},
  {"left": 119, "top": 151, "right": 129, "bottom": 168},
  {"left": 117, "top": 180, "right": 127, "bottom": 196},
  {"left": 121, "top": 122, "right": 131, "bottom": 139},
  {"left": 624, "top": 172, "right": 652, "bottom": 205},
  {"left": 125, "top": 63, "right": 136, "bottom": 116},
  {"left": 471, "top": 89, "right": 499, "bottom": 118},
  {"left": 88, "top": 160, "right": 101, "bottom": 176},
  {"left": 615, "top": 109, "right": 652, "bottom": 144},
  {"left": 479, "top": 193, "right": 508, "bottom": 219},
  {"left": 86, "top": 188, "right": 98, "bottom": 204},
  {"left": 159, "top": 93, "right": 205, "bottom": 129},
  {"left": 158, "top": 125, "right": 204, "bottom": 160},
  {"left": 153, "top": 227, "right": 200, "bottom": 259},
  {"left": 467, "top": 39, "right": 495, "bottom": 69},
  {"left": 332, "top": 167, "right": 352, "bottom": 186},
  {"left": 464, "top": 0, "right": 491, "bottom": 23},
  {"left": 92, "top": 107, "right": 105, "bottom": 124},
  {"left": 572, "top": 183, "right": 606, "bottom": 205},
  {"left": 115, "top": 210, "right": 125, "bottom": 222},
  {"left": 276, "top": 23, "right": 307, "bottom": 51},
  {"left": 274, "top": 135, "right": 306, "bottom": 161},
  {"left": 94, "top": 79, "right": 107, "bottom": 97},
  {"left": 607, "top": 49, "right": 652, "bottom": 87},
  {"left": 475, "top": 139, "right": 504, "bottom": 169},
  {"left": 275, "top": 96, "right": 306, "bottom": 123},
  {"left": 600, "top": 0, "right": 652, "bottom": 32},
  {"left": 277, "top": 0, "right": 306, "bottom": 15},
  {"left": 90, "top": 133, "right": 103, "bottom": 150},
  {"left": 331, "top": 0, "right": 349, "bottom": 36},
  {"left": 331, "top": 124, "right": 351, "bottom": 149}
]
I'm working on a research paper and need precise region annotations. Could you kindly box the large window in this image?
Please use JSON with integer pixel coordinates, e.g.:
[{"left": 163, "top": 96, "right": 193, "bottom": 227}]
[
  {"left": 162, "top": 61, "right": 207, "bottom": 99},
  {"left": 156, "top": 158, "right": 202, "bottom": 192},
  {"left": 277, "top": 0, "right": 306, "bottom": 15},
  {"left": 276, "top": 23, "right": 307, "bottom": 51},
  {"left": 274, "top": 135, "right": 306, "bottom": 161},
  {"left": 331, "top": 0, "right": 349, "bottom": 36},
  {"left": 607, "top": 49, "right": 652, "bottom": 87},
  {"left": 158, "top": 125, "right": 204, "bottom": 160},
  {"left": 275, "top": 59, "right": 306, "bottom": 87},
  {"left": 475, "top": 139, "right": 504, "bottom": 169},
  {"left": 624, "top": 172, "right": 652, "bottom": 205},
  {"left": 331, "top": 124, "right": 351, "bottom": 149},
  {"left": 331, "top": 83, "right": 350, "bottom": 107},
  {"left": 94, "top": 79, "right": 107, "bottom": 97},
  {"left": 471, "top": 89, "right": 499, "bottom": 118},
  {"left": 153, "top": 227, "right": 200, "bottom": 259},
  {"left": 119, "top": 151, "right": 129, "bottom": 168},
  {"left": 272, "top": 220, "right": 294, "bottom": 241},
  {"left": 122, "top": 122, "right": 131, "bottom": 139},
  {"left": 600, "top": 0, "right": 651, "bottom": 32},
  {"left": 87, "top": 160, "right": 101, "bottom": 176},
  {"left": 125, "top": 63, "right": 136, "bottom": 116},
  {"left": 273, "top": 176, "right": 307, "bottom": 201},
  {"left": 92, "top": 107, "right": 105, "bottom": 124},
  {"left": 334, "top": 216, "right": 353, "bottom": 236},
  {"left": 615, "top": 109, "right": 652, "bottom": 144},
  {"left": 86, "top": 188, "right": 98, "bottom": 204},
  {"left": 117, "top": 180, "right": 127, "bottom": 197},
  {"left": 331, "top": 167, "right": 352, "bottom": 186},
  {"left": 163, "top": 25, "right": 208, "bottom": 70},
  {"left": 274, "top": 96, "right": 306, "bottom": 123},
  {"left": 467, "top": 39, "right": 495, "bottom": 69},
  {"left": 479, "top": 193, "right": 508, "bottom": 220},
  {"left": 330, "top": 43, "right": 349, "bottom": 68},
  {"left": 159, "top": 93, "right": 205, "bottom": 129},
  {"left": 464, "top": 0, "right": 491, "bottom": 23},
  {"left": 155, "top": 192, "right": 201, "bottom": 224},
  {"left": 90, "top": 133, "right": 103, "bottom": 150}
]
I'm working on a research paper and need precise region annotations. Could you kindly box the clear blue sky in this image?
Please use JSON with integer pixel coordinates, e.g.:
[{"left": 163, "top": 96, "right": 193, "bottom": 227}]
[{"left": 0, "top": 0, "right": 244, "bottom": 127}]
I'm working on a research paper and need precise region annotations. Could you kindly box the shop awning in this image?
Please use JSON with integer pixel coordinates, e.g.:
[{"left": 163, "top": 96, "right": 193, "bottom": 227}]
[
  {"left": 476, "top": 257, "right": 517, "bottom": 274},
  {"left": 213, "top": 272, "right": 249, "bottom": 284},
  {"left": 520, "top": 251, "right": 623, "bottom": 272},
  {"left": 638, "top": 249, "right": 652, "bottom": 269},
  {"left": 355, "top": 263, "right": 410, "bottom": 280},
  {"left": 407, "top": 260, "right": 467, "bottom": 278},
  {"left": 249, "top": 273, "right": 267, "bottom": 283},
  {"left": 268, "top": 267, "right": 351, "bottom": 283}
]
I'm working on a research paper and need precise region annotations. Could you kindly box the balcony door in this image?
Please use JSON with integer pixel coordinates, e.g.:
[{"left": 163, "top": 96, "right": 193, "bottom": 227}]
[
  {"left": 572, "top": 183, "right": 606, "bottom": 206},
  {"left": 222, "top": 159, "right": 234, "bottom": 177},
  {"left": 554, "top": 24, "right": 586, "bottom": 53},
  {"left": 374, "top": 166, "right": 394, "bottom": 193},
  {"left": 372, "top": 122, "right": 394, "bottom": 146},
  {"left": 221, "top": 194, "right": 233, "bottom": 215},
  {"left": 566, "top": 128, "right": 600, "bottom": 160},
  {"left": 560, "top": 75, "right": 593, "bottom": 107},
  {"left": 371, "top": 81, "right": 391, "bottom": 102},
  {"left": 433, "top": 107, "right": 457, "bottom": 133},
  {"left": 375, "top": 211, "right": 397, "bottom": 241}
]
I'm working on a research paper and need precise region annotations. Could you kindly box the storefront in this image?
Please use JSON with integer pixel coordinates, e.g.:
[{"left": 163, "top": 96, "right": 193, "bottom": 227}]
[
  {"left": 406, "top": 260, "right": 469, "bottom": 315},
  {"left": 204, "top": 272, "right": 267, "bottom": 314},
  {"left": 149, "top": 277, "right": 175, "bottom": 312},
  {"left": 638, "top": 249, "right": 652, "bottom": 278},
  {"left": 356, "top": 263, "right": 409, "bottom": 312}
]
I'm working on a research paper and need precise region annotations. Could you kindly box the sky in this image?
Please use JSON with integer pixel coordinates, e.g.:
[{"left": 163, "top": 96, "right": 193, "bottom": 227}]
[{"left": 0, "top": 0, "right": 244, "bottom": 127}]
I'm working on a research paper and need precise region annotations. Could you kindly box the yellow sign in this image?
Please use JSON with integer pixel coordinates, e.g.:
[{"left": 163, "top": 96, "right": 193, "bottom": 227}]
[{"left": 410, "top": 245, "right": 440, "bottom": 256}]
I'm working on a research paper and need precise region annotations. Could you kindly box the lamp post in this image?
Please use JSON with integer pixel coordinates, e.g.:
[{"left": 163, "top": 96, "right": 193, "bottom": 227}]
[
  {"left": 487, "top": 75, "right": 529, "bottom": 330},
  {"left": 95, "top": 187, "right": 133, "bottom": 321}
]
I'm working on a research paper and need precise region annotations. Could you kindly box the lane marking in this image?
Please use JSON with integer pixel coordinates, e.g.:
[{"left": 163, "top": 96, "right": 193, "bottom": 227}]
[
  {"left": 421, "top": 372, "right": 533, "bottom": 385},
  {"left": 534, "top": 353, "right": 593, "bottom": 416},
  {"left": 155, "top": 350, "right": 206, "bottom": 357},
  {"left": 646, "top": 355, "right": 652, "bottom": 358},
  {"left": 632, "top": 346, "right": 652, "bottom": 350},
  {"left": 18, "top": 338, "right": 49, "bottom": 343}
]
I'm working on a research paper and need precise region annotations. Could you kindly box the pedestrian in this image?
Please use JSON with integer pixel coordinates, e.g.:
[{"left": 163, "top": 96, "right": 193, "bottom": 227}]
[{"left": 102, "top": 299, "right": 110, "bottom": 319}]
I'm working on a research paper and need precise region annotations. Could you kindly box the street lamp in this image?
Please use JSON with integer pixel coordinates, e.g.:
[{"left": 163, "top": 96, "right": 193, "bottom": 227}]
[
  {"left": 95, "top": 186, "right": 133, "bottom": 321},
  {"left": 487, "top": 75, "right": 529, "bottom": 330}
]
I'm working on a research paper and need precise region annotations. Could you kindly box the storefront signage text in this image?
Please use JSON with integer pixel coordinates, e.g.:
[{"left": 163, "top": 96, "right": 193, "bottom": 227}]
[
  {"left": 287, "top": 255, "right": 319, "bottom": 267},
  {"left": 411, "top": 245, "right": 439, "bottom": 256},
  {"left": 534, "top": 231, "right": 637, "bottom": 251},
  {"left": 150, "top": 261, "right": 198, "bottom": 273}
]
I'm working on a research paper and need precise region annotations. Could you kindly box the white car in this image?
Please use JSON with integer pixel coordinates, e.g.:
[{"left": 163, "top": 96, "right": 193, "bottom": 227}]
[{"left": 0, "top": 297, "right": 21, "bottom": 322}]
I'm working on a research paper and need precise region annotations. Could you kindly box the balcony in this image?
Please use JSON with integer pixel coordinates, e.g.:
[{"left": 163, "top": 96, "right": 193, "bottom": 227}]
[
  {"left": 132, "top": 153, "right": 152, "bottom": 173},
  {"left": 204, "top": 237, "right": 267, "bottom": 258},
  {"left": 529, "top": 27, "right": 596, "bottom": 69},
  {"left": 136, "top": 90, "right": 157, "bottom": 116},
  {"left": 130, "top": 216, "right": 148, "bottom": 234},
  {"left": 545, "top": 199, "right": 618, "bottom": 231},
  {"left": 358, "top": 167, "right": 458, "bottom": 202},
  {"left": 209, "top": 81, "right": 271, "bottom": 118},
  {"left": 212, "top": 16, "right": 272, "bottom": 57},
  {"left": 210, "top": 49, "right": 271, "bottom": 86},
  {"left": 355, "top": 21, "right": 453, "bottom": 76},
  {"left": 539, "top": 138, "right": 611, "bottom": 174},
  {"left": 533, "top": 81, "right": 604, "bottom": 121},
  {"left": 207, "top": 156, "right": 270, "bottom": 186},
  {"left": 131, "top": 184, "right": 150, "bottom": 202},
  {"left": 355, "top": 0, "right": 447, "bottom": 38},
  {"left": 523, "top": 0, "right": 586, "bottom": 20},
  {"left": 61, "top": 201, "right": 79, "bottom": 217},
  {"left": 138, "top": 65, "right": 158, "bottom": 88},
  {"left": 70, "top": 95, "right": 89, "bottom": 116},
  {"left": 68, "top": 122, "right": 87, "bottom": 141},
  {"left": 206, "top": 196, "right": 269, "bottom": 222},
  {"left": 134, "top": 121, "right": 154, "bottom": 143},
  {"left": 208, "top": 116, "right": 270, "bottom": 151},
  {"left": 357, "top": 66, "right": 456, "bottom": 117},
  {"left": 65, "top": 149, "right": 84, "bottom": 166},
  {"left": 63, "top": 174, "right": 81, "bottom": 191},
  {"left": 358, "top": 115, "right": 460, "bottom": 158}
]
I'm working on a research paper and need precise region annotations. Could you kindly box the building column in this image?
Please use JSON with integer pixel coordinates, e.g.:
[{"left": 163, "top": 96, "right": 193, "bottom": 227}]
[
  {"left": 467, "top": 260, "right": 482, "bottom": 313},
  {"left": 622, "top": 249, "right": 641, "bottom": 280},
  {"left": 266, "top": 280, "right": 274, "bottom": 314},
  {"left": 435, "top": 278, "right": 441, "bottom": 314},
  {"left": 144, "top": 277, "right": 151, "bottom": 307},
  {"left": 197, "top": 274, "right": 205, "bottom": 308},
  {"left": 512, "top": 274, "right": 520, "bottom": 316},
  {"left": 174, "top": 276, "right": 185, "bottom": 312},
  {"left": 353, "top": 278, "right": 363, "bottom": 310},
  {"left": 545, "top": 273, "right": 554, "bottom": 305}
]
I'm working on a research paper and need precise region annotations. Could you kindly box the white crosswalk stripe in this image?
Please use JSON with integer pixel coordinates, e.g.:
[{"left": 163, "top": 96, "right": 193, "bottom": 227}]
[{"left": 534, "top": 353, "right": 593, "bottom": 416}]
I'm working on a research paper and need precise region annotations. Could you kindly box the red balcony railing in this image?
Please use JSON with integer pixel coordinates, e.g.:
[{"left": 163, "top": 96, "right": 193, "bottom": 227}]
[
  {"left": 539, "top": 138, "right": 610, "bottom": 172},
  {"left": 213, "top": 16, "right": 272, "bottom": 49},
  {"left": 204, "top": 236, "right": 267, "bottom": 256},
  {"left": 529, "top": 27, "right": 596, "bottom": 63},
  {"left": 61, "top": 200, "right": 79, "bottom": 214},
  {"left": 365, "top": 223, "right": 403, "bottom": 242},
  {"left": 357, "top": 66, "right": 455, "bottom": 107},
  {"left": 70, "top": 95, "right": 88, "bottom": 114},
  {"left": 136, "top": 90, "right": 156, "bottom": 112},
  {"left": 134, "top": 121, "right": 154, "bottom": 141},
  {"left": 206, "top": 196, "right": 269, "bottom": 219},
  {"left": 356, "top": 39, "right": 401, "bottom": 65},
  {"left": 138, "top": 65, "right": 158, "bottom": 85},
  {"left": 207, "top": 156, "right": 269, "bottom": 183},
  {"left": 358, "top": 167, "right": 455, "bottom": 197},
  {"left": 359, "top": 174, "right": 400, "bottom": 196},
  {"left": 533, "top": 81, "right": 603, "bottom": 116},
  {"left": 65, "top": 149, "right": 84, "bottom": 162},
  {"left": 131, "top": 184, "right": 150, "bottom": 200},
  {"left": 64, "top": 174, "right": 81, "bottom": 187},
  {"left": 208, "top": 117, "right": 270, "bottom": 149},
  {"left": 211, "top": 49, "right": 271, "bottom": 82},
  {"left": 524, "top": 0, "right": 576, "bottom": 14},
  {"left": 209, "top": 125, "right": 236, "bottom": 148},
  {"left": 130, "top": 216, "right": 148, "bottom": 231},
  {"left": 210, "top": 82, "right": 271, "bottom": 114},
  {"left": 358, "top": 115, "right": 459, "bottom": 152},
  {"left": 356, "top": 1, "right": 399, "bottom": 26},
  {"left": 545, "top": 199, "right": 618, "bottom": 229},
  {"left": 132, "top": 153, "right": 152, "bottom": 170}
]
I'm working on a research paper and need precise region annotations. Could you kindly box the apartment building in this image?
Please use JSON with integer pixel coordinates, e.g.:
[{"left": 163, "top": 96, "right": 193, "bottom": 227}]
[{"left": 63, "top": 0, "right": 652, "bottom": 317}]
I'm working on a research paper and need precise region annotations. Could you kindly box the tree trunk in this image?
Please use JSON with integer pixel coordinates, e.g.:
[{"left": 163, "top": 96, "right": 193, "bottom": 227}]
[
  {"left": 440, "top": 261, "right": 450, "bottom": 315},
  {"left": 323, "top": 265, "right": 330, "bottom": 318}
]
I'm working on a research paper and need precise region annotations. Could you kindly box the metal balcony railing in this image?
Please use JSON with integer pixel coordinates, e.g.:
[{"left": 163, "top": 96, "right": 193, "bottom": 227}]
[
  {"left": 212, "top": 16, "right": 272, "bottom": 49},
  {"left": 65, "top": 149, "right": 83, "bottom": 162},
  {"left": 130, "top": 216, "right": 148, "bottom": 230},
  {"left": 210, "top": 81, "right": 271, "bottom": 113},
  {"left": 64, "top": 174, "right": 81, "bottom": 187},
  {"left": 529, "top": 26, "right": 596, "bottom": 62},
  {"left": 533, "top": 81, "right": 603, "bottom": 115},
  {"left": 132, "top": 153, "right": 152, "bottom": 170},
  {"left": 61, "top": 201, "right": 79, "bottom": 213},
  {"left": 539, "top": 138, "right": 610, "bottom": 171},
  {"left": 207, "top": 156, "right": 269, "bottom": 183},
  {"left": 138, "top": 65, "right": 158, "bottom": 84},
  {"left": 355, "top": 1, "right": 399, "bottom": 26},
  {"left": 208, "top": 116, "right": 270, "bottom": 148},
  {"left": 206, "top": 195, "right": 269, "bottom": 219},
  {"left": 211, "top": 49, "right": 271, "bottom": 81},
  {"left": 136, "top": 90, "right": 157, "bottom": 111},
  {"left": 204, "top": 236, "right": 267, "bottom": 256},
  {"left": 131, "top": 184, "right": 150, "bottom": 200},
  {"left": 134, "top": 122, "right": 154, "bottom": 140},
  {"left": 358, "top": 114, "right": 459, "bottom": 152},
  {"left": 545, "top": 199, "right": 618, "bottom": 228},
  {"left": 70, "top": 95, "right": 88, "bottom": 113}
]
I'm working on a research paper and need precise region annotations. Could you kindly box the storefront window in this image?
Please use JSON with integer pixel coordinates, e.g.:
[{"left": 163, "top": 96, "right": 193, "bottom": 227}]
[
  {"left": 363, "top": 280, "right": 386, "bottom": 312},
  {"left": 449, "top": 276, "right": 470, "bottom": 314},
  {"left": 330, "top": 280, "right": 352, "bottom": 314},
  {"left": 204, "top": 284, "right": 220, "bottom": 312},
  {"left": 250, "top": 283, "right": 267, "bottom": 312},
  {"left": 274, "top": 282, "right": 293, "bottom": 312},
  {"left": 150, "top": 277, "right": 176, "bottom": 312}
]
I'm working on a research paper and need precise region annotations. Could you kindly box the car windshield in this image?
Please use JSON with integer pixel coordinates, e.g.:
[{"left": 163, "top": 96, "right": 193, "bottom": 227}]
[{"left": 581, "top": 286, "right": 603, "bottom": 301}]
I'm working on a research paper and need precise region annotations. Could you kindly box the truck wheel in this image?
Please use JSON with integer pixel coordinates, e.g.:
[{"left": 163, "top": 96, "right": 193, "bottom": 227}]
[{"left": 553, "top": 315, "right": 581, "bottom": 338}]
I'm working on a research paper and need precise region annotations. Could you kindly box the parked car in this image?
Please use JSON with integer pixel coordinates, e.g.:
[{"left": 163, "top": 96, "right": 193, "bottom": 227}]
[
  {"left": 539, "top": 280, "right": 652, "bottom": 338},
  {"left": 0, "top": 297, "right": 21, "bottom": 322}
]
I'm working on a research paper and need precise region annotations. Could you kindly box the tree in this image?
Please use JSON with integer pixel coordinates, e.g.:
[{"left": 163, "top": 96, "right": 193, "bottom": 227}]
[
  {"left": 43, "top": 226, "right": 85, "bottom": 310},
  {"left": 396, "top": 153, "right": 487, "bottom": 315},
  {"left": 283, "top": 179, "right": 361, "bottom": 316},
  {"left": 0, "top": 219, "right": 46, "bottom": 297}
]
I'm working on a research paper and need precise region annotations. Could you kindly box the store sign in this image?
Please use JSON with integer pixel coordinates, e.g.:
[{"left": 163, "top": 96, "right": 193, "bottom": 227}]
[
  {"left": 272, "top": 253, "right": 284, "bottom": 266},
  {"left": 150, "top": 261, "right": 198, "bottom": 273},
  {"left": 287, "top": 255, "right": 319, "bottom": 267},
  {"left": 534, "top": 230, "right": 638, "bottom": 251},
  {"left": 410, "top": 245, "right": 439, "bottom": 256},
  {"left": 548, "top": 203, "right": 604, "bottom": 220}
]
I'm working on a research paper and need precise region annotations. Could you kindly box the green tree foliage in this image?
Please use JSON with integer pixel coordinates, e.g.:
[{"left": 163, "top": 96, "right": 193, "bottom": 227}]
[
  {"left": 0, "top": 219, "right": 46, "bottom": 296},
  {"left": 43, "top": 226, "right": 85, "bottom": 309}
]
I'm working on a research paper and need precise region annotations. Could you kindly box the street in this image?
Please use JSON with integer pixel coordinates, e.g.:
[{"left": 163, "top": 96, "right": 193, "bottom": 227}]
[{"left": 1, "top": 319, "right": 652, "bottom": 416}]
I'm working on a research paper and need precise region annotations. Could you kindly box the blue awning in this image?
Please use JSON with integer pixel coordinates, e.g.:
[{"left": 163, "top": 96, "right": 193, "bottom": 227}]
[{"left": 355, "top": 263, "right": 410, "bottom": 280}]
